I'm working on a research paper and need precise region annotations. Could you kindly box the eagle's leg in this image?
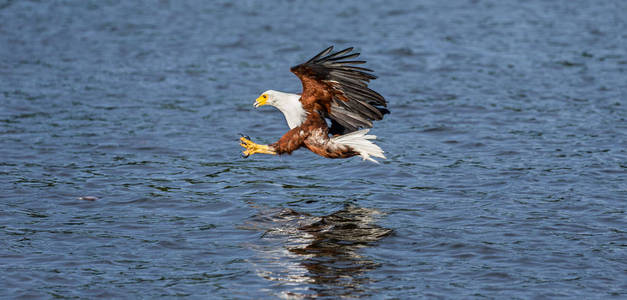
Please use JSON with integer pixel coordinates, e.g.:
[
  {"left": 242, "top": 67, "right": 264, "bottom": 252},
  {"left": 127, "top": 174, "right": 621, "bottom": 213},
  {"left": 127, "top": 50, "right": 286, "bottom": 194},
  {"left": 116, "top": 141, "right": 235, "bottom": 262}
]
[{"left": 239, "top": 136, "right": 276, "bottom": 157}]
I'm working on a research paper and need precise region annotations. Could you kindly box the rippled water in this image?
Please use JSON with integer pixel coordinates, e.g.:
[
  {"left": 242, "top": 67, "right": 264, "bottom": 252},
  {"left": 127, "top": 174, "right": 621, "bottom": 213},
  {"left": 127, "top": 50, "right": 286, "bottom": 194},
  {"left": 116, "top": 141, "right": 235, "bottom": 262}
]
[{"left": 1, "top": 0, "right": 626, "bottom": 298}]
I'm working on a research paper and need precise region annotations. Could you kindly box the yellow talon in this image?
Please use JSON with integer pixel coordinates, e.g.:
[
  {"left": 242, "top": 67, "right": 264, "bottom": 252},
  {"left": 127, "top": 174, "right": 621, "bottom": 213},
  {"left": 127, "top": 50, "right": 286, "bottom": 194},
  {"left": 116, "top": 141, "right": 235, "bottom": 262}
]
[{"left": 240, "top": 136, "right": 276, "bottom": 157}]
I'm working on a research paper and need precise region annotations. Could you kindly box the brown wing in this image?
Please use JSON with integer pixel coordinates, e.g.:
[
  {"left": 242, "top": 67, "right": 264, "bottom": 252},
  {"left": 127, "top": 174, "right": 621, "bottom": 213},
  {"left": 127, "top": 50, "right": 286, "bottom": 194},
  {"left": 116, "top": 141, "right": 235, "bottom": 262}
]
[{"left": 290, "top": 46, "right": 389, "bottom": 135}]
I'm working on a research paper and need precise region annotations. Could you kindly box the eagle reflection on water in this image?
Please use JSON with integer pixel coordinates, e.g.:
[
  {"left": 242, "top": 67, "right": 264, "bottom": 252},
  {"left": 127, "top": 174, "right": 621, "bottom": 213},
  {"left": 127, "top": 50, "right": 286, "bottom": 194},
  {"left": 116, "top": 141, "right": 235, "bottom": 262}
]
[{"left": 243, "top": 204, "right": 392, "bottom": 298}]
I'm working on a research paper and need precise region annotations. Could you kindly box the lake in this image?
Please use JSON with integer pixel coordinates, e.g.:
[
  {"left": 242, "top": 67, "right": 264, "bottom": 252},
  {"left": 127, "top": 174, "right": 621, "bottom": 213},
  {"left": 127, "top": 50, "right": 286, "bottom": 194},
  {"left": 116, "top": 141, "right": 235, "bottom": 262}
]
[{"left": 1, "top": 0, "right": 626, "bottom": 298}]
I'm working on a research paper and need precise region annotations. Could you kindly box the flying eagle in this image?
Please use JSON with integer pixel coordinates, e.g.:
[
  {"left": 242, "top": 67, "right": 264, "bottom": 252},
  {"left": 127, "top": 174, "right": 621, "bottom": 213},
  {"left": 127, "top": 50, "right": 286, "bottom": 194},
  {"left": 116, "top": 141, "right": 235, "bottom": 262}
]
[{"left": 239, "top": 46, "right": 389, "bottom": 162}]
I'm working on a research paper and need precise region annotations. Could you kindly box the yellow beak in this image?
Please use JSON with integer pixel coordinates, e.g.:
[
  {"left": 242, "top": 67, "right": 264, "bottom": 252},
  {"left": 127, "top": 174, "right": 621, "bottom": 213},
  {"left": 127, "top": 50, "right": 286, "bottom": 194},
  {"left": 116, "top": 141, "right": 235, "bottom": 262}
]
[{"left": 254, "top": 95, "right": 267, "bottom": 108}]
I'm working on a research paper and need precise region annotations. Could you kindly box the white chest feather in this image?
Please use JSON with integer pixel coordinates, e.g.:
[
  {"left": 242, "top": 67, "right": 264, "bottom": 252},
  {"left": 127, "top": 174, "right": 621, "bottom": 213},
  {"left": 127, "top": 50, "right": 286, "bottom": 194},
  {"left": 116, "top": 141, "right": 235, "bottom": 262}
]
[{"left": 271, "top": 92, "right": 307, "bottom": 129}]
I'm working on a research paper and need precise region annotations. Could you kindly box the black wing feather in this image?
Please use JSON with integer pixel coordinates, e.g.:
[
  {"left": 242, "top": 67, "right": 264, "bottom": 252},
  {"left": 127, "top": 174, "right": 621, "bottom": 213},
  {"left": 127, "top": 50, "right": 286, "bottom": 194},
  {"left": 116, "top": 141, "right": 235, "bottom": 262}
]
[
  {"left": 293, "top": 46, "right": 389, "bottom": 135},
  {"left": 315, "top": 47, "right": 354, "bottom": 62},
  {"left": 306, "top": 46, "right": 334, "bottom": 64},
  {"left": 327, "top": 53, "right": 361, "bottom": 61}
]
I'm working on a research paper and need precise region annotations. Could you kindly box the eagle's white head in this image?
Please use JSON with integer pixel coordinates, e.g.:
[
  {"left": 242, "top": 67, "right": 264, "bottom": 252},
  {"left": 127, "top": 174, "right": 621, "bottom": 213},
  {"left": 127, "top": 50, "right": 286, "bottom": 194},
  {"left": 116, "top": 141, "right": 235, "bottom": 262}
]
[{"left": 254, "top": 90, "right": 307, "bottom": 129}]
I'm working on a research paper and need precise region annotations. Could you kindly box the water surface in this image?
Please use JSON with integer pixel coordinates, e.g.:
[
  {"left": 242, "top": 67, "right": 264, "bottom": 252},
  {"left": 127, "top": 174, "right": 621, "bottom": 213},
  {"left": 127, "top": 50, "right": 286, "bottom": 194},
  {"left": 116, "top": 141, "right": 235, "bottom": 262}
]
[{"left": 1, "top": 0, "right": 626, "bottom": 298}]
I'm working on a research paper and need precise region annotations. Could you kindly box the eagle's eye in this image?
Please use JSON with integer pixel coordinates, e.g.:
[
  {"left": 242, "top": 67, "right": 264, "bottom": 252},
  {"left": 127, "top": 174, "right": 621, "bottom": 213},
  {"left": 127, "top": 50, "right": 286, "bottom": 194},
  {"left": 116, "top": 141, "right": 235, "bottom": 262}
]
[{"left": 263, "top": 95, "right": 267, "bottom": 99}]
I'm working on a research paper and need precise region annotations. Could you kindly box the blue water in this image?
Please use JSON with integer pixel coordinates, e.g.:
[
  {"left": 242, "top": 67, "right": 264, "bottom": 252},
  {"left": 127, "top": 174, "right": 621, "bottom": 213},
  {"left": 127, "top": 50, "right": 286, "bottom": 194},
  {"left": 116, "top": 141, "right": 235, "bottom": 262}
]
[{"left": 1, "top": 0, "right": 626, "bottom": 298}]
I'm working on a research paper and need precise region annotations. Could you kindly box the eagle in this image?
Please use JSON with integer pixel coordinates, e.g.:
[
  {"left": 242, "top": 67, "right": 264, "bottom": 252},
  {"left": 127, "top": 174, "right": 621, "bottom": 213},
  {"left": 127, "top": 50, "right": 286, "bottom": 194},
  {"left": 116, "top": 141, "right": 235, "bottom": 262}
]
[{"left": 239, "top": 46, "right": 389, "bottom": 163}]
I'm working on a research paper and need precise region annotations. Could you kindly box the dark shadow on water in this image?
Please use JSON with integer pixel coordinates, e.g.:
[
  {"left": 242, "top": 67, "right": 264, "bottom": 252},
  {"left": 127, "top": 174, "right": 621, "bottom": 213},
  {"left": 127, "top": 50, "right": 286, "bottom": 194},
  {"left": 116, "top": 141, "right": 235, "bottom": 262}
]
[{"left": 244, "top": 204, "right": 392, "bottom": 298}]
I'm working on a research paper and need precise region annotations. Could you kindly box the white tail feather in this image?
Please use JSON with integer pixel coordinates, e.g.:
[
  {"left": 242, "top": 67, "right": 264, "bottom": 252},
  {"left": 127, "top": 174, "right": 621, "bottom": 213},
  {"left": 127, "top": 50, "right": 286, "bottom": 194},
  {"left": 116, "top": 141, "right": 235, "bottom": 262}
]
[{"left": 332, "top": 129, "right": 386, "bottom": 163}]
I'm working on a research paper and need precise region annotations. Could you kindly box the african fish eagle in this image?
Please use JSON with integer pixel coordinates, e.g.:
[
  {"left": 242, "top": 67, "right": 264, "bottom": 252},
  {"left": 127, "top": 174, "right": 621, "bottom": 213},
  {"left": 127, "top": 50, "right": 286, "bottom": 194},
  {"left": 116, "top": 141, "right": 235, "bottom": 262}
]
[{"left": 240, "top": 46, "right": 389, "bottom": 163}]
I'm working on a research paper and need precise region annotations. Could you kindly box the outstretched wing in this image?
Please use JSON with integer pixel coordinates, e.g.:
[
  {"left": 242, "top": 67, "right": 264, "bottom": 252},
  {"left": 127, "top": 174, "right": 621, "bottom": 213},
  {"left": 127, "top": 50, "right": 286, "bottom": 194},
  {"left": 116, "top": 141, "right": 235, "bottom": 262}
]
[{"left": 290, "top": 46, "right": 389, "bottom": 135}]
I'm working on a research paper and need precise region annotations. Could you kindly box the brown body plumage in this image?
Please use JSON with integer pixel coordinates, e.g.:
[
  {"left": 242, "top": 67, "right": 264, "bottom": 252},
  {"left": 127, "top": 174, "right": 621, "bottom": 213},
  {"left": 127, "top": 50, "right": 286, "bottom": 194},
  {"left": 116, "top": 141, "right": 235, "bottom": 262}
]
[
  {"left": 240, "top": 46, "right": 388, "bottom": 162},
  {"left": 270, "top": 111, "right": 359, "bottom": 158}
]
